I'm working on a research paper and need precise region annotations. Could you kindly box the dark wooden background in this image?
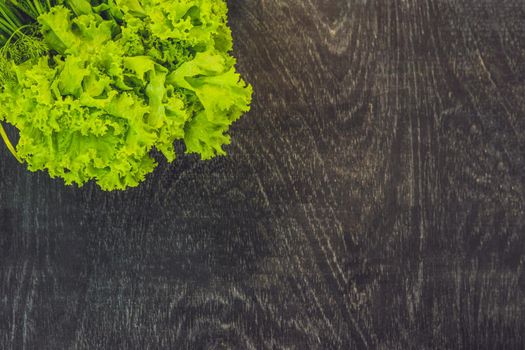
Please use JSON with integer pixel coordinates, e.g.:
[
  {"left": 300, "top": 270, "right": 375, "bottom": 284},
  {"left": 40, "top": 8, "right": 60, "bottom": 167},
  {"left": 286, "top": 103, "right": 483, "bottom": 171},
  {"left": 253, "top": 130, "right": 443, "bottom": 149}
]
[{"left": 1, "top": 0, "right": 525, "bottom": 349}]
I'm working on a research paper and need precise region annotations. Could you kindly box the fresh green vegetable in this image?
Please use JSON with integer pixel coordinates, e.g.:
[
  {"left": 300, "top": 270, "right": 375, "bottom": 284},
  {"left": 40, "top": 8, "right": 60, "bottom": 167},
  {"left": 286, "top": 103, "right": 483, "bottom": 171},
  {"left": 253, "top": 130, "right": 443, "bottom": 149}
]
[{"left": 0, "top": 0, "right": 252, "bottom": 190}]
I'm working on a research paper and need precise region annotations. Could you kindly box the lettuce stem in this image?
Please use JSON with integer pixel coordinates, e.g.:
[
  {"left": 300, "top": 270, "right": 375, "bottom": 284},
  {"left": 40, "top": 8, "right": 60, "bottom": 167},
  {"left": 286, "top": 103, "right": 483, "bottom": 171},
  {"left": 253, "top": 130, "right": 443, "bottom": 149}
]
[{"left": 0, "top": 122, "right": 22, "bottom": 163}]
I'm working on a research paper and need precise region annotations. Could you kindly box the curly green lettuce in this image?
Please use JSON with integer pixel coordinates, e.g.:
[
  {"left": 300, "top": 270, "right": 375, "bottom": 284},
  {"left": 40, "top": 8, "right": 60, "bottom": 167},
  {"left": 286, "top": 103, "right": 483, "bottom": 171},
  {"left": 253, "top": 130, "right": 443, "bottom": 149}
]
[{"left": 0, "top": 0, "right": 252, "bottom": 190}]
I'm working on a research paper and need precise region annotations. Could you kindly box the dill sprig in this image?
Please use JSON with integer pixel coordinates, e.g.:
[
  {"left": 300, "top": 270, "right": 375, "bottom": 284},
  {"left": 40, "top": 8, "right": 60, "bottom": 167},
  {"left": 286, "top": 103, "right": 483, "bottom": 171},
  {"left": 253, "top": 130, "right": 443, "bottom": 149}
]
[{"left": 6, "top": 25, "right": 46, "bottom": 61}]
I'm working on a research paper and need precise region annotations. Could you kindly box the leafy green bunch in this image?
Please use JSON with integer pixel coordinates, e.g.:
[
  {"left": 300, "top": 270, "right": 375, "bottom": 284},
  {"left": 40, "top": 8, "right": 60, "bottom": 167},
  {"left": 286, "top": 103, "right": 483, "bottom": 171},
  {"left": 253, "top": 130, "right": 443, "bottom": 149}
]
[{"left": 0, "top": 0, "right": 252, "bottom": 190}]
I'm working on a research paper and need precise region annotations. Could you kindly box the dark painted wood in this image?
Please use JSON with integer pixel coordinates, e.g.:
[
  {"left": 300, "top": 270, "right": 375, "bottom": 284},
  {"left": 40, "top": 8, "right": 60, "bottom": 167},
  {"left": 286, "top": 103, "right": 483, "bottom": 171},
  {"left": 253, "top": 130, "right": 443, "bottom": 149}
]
[{"left": 1, "top": 0, "right": 525, "bottom": 349}]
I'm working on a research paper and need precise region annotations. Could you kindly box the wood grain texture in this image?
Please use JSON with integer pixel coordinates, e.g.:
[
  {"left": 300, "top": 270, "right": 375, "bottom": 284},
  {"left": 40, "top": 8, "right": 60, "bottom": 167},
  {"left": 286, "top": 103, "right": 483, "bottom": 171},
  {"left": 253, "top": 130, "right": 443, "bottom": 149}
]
[{"left": 1, "top": 0, "right": 525, "bottom": 349}]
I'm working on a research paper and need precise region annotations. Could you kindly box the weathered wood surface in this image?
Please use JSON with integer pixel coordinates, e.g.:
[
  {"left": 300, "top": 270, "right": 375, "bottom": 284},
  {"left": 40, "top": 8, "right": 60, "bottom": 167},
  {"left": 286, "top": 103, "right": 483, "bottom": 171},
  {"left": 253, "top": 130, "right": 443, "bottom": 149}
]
[{"left": 1, "top": 0, "right": 525, "bottom": 348}]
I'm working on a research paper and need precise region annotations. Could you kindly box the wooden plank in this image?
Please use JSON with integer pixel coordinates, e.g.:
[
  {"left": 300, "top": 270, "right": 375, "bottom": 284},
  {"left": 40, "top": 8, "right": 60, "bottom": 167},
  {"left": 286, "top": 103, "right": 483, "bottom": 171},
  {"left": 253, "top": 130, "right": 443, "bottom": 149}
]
[{"left": 0, "top": 0, "right": 524, "bottom": 348}]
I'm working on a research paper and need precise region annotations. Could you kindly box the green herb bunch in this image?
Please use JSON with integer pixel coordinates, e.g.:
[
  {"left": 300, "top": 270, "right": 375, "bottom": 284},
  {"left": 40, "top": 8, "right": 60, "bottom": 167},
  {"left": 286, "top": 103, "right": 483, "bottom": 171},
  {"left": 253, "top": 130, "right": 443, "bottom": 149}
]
[{"left": 0, "top": 0, "right": 252, "bottom": 190}]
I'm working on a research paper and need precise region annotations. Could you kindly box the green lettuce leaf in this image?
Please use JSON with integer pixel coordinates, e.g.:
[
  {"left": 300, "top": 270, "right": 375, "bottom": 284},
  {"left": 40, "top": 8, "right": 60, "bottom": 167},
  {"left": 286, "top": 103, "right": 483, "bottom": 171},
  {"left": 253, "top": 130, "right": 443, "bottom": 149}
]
[{"left": 0, "top": 0, "right": 252, "bottom": 190}]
